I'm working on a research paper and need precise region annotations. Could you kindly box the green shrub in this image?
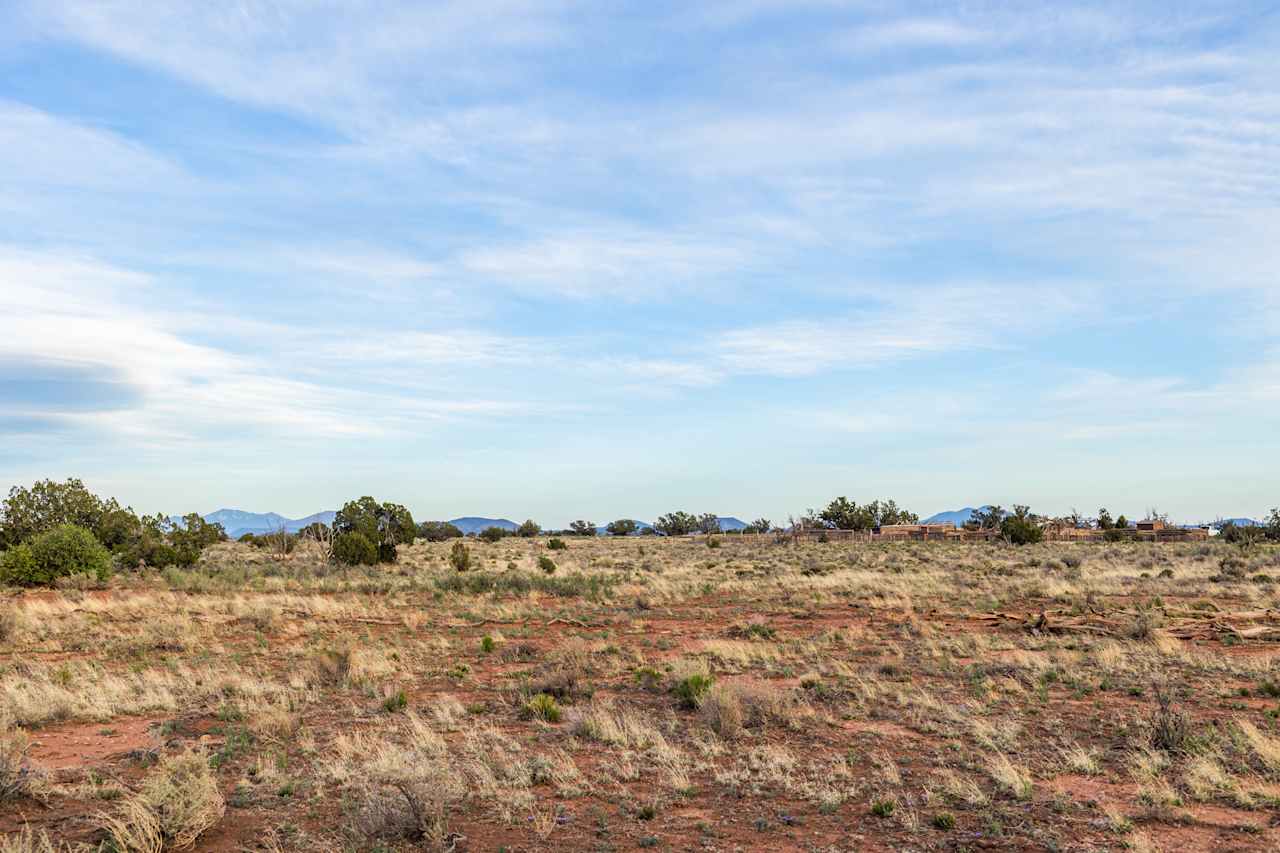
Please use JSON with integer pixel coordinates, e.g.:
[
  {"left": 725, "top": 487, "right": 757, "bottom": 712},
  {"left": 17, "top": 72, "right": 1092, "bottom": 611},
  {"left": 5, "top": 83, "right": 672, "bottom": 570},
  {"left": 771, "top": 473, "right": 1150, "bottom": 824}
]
[
  {"left": 537, "top": 555, "right": 557, "bottom": 575},
  {"left": 381, "top": 690, "right": 408, "bottom": 713},
  {"left": 673, "top": 674, "right": 714, "bottom": 709},
  {"left": 1000, "top": 506, "right": 1044, "bottom": 546},
  {"left": 449, "top": 541, "right": 472, "bottom": 572},
  {"left": 0, "top": 546, "right": 36, "bottom": 586},
  {"left": 870, "top": 798, "right": 895, "bottom": 817},
  {"left": 547, "top": 538, "right": 568, "bottom": 551},
  {"left": 522, "top": 693, "right": 562, "bottom": 723},
  {"left": 932, "top": 812, "right": 955, "bottom": 830},
  {"left": 1, "top": 478, "right": 113, "bottom": 548},
  {"left": 568, "top": 520, "right": 597, "bottom": 537},
  {"left": 478, "top": 526, "right": 509, "bottom": 543},
  {"left": 417, "top": 520, "right": 463, "bottom": 541},
  {"left": 168, "top": 514, "right": 226, "bottom": 566},
  {"left": 0, "top": 525, "right": 111, "bottom": 586},
  {"left": 516, "top": 519, "right": 541, "bottom": 538},
  {"left": 433, "top": 570, "right": 619, "bottom": 600},
  {"left": 480, "top": 635, "right": 496, "bottom": 653},
  {"left": 333, "top": 496, "right": 414, "bottom": 562},
  {"left": 605, "top": 519, "right": 638, "bottom": 537},
  {"left": 333, "top": 531, "right": 378, "bottom": 566}
]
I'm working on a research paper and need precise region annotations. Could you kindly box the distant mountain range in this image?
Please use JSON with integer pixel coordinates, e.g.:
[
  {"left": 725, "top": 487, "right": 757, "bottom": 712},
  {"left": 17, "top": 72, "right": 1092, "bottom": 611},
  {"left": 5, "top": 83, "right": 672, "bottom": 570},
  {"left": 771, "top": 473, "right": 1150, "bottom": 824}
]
[
  {"left": 446, "top": 517, "right": 518, "bottom": 535},
  {"left": 180, "top": 509, "right": 753, "bottom": 539},
  {"left": 175, "top": 509, "right": 337, "bottom": 539},
  {"left": 922, "top": 508, "right": 1264, "bottom": 530},
  {"left": 922, "top": 507, "right": 990, "bottom": 526}
]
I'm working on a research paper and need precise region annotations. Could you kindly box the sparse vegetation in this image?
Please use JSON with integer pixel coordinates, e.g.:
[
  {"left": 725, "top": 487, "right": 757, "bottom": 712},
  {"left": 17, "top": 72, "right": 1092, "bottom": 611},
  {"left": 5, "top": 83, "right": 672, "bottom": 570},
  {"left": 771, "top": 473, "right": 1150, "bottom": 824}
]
[
  {"left": 449, "top": 540, "right": 472, "bottom": 572},
  {"left": 101, "top": 749, "right": 225, "bottom": 850},
  {"left": 0, "top": 527, "right": 1277, "bottom": 850}
]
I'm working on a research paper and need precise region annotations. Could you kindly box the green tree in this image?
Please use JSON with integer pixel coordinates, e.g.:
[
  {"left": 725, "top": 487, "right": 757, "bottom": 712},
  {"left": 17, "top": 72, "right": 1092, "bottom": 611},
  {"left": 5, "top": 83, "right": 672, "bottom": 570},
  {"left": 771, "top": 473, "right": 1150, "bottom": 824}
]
[
  {"left": 819, "top": 496, "right": 861, "bottom": 530},
  {"left": 417, "top": 520, "right": 463, "bottom": 542},
  {"left": 333, "top": 497, "right": 415, "bottom": 562},
  {"left": 0, "top": 524, "right": 112, "bottom": 586},
  {"left": 568, "top": 520, "right": 597, "bottom": 537},
  {"left": 1, "top": 478, "right": 114, "bottom": 548},
  {"left": 606, "top": 519, "right": 638, "bottom": 537},
  {"left": 1096, "top": 508, "right": 1114, "bottom": 530},
  {"left": 1267, "top": 509, "right": 1280, "bottom": 542},
  {"left": 869, "top": 499, "right": 918, "bottom": 526},
  {"left": 654, "top": 512, "right": 698, "bottom": 536},
  {"left": 744, "top": 518, "right": 773, "bottom": 534},
  {"left": 333, "top": 531, "right": 378, "bottom": 565},
  {"left": 169, "top": 513, "right": 227, "bottom": 566},
  {"left": 478, "top": 526, "right": 509, "bottom": 543},
  {"left": 298, "top": 521, "right": 332, "bottom": 540},
  {"left": 516, "top": 519, "right": 541, "bottom": 538},
  {"left": 697, "top": 513, "right": 721, "bottom": 534},
  {"left": 114, "top": 513, "right": 179, "bottom": 568},
  {"left": 971, "top": 506, "right": 1005, "bottom": 530},
  {"left": 1000, "top": 505, "right": 1044, "bottom": 546},
  {"left": 448, "top": 540, "right": 471, "bottom": 571},
  {"left": 95, "top": 506, "right": 142, "bottom": 550}
]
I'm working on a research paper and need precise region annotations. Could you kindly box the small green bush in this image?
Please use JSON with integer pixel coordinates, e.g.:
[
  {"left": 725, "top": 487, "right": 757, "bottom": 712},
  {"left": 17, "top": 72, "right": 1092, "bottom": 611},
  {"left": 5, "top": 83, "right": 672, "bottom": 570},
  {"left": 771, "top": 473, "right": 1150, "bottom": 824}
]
[
  {"left": 449, "top": 540, "right": 472, "bottom": 572},
  {"left": 478, "top": 526, "right": 509, "bottom": 543},
  {"left": 537, "top": 555, "right": 557, "bottom": 575},
  {"left": 870, "top": 798, "right": 895, "bottom": 817},
  {"left": 434, "top": 570, "right": 619, "bottom": 600},
  {"left": 932, "top": 812, "right": 955, "bottom": 830},
  {"left": 522, "top": 693, "right": 562, "bottom": 723},
  {"left": 381, "top": 690, "right": 408, "bottom": 713},
  {"left": 1001, "top": 517, "right": 1044, "bottom": 546},
  {"left": 0, "top": 546, "right": 36, "bottom": 586},
  {"left": 333, "top": 531, "right": 378, "bottom": 566},
  {"left": 547, "top": 538, "right": 568, "bottom": 551},
  {"left": 1, "top": 525, "right": 111, "bottom": 586},
  {"left": 480, "top": 635, "right": 496, "bottom": 653},
  {"left": 417, "top": 520, "right": 463, "bottom": 542},
  {"left": 673, "top": 674, "right": 714, "bottom": 709}
]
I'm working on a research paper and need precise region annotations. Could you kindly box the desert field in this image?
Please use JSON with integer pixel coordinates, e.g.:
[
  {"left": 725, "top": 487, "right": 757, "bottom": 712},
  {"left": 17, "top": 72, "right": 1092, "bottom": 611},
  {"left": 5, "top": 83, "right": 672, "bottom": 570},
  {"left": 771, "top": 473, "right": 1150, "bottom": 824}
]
[{"left": 4, "top": 535, "right": 1280, "bottom": 852}]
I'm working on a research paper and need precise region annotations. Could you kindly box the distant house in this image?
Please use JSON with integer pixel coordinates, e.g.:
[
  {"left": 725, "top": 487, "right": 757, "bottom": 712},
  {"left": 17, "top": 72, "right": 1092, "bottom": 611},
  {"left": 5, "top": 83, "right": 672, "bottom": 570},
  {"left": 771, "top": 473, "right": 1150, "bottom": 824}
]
[{"left": 1136, "top": 520, "right": 1165, "bottom": 532}]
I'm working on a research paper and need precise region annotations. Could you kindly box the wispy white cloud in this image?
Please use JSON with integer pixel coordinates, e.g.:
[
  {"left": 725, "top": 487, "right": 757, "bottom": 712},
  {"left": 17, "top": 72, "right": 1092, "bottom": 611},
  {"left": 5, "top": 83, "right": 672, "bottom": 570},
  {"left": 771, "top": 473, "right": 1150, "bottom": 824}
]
[
  {"left": 460, "top": 230, "right": 752, "bottom": 298},
  {"left": 0, "top": 100, "right": 187, "bottom": 190},
  {"left": 834, "top": 18, "right": 991, "bottom": 51},
  {"left": 711, "top": 284, "right": 1084, "bottom": 377},
  {"left": 0, "top": 248, "right": 545, "bottom": 444}
]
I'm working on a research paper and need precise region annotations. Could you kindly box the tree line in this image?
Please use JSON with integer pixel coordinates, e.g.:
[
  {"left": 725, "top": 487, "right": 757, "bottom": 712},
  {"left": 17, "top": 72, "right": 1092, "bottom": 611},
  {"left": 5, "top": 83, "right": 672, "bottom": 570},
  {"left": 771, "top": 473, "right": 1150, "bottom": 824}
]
[
  {"left": 0, "top": 478, "right": 226, "bottom": 586},
  {"left": 6, "top": 478, "right": 1277, "bottom": 586}
]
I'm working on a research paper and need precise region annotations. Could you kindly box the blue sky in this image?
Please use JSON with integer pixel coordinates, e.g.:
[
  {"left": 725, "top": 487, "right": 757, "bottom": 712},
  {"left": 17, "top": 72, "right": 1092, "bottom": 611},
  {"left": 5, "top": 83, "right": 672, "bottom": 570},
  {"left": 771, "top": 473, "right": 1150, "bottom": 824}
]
[{"left": 1, "top": 1, "right": 1277, "bottom": 525}]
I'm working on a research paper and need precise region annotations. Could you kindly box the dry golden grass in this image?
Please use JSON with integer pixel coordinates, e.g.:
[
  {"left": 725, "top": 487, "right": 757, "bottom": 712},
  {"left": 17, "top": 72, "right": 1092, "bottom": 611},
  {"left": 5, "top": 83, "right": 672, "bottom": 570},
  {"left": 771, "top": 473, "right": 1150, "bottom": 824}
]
[
  {"left": 0, "top": 535, "right": 1278, "bottom": 850},
  {"left": 101, "top": 749, "right": 224, "bottom": 851}
]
